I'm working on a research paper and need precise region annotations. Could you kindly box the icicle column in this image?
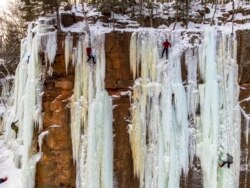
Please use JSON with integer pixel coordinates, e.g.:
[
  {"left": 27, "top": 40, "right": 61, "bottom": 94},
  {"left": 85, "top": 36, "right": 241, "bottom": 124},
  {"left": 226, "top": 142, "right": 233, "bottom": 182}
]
[
  {"left": 196, "top": 29, "right": 240, "bottom": 188},
  {"left": 129, "top": 29, "right": 240, "bottom": 188},
  {"left": 129, "top": 31, "right": 189, "bottom": 188},
  {"left": 2, "top": 23, "right": 57, "bottom": 188},
  {"left": 65, "top": 33, "right": 73, "bottom": 74},
  {"left": 70, "top": 33, "right": 113, "bottom": 188},
  {"left": 197, "top": 29, "right": 220, "bottom": 188}
]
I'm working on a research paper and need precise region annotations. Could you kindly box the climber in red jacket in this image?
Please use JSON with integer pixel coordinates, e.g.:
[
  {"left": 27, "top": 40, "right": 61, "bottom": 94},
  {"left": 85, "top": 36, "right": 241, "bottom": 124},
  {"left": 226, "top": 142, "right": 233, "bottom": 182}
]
[
  {"left": 86, "top": 47, "right": 96, "bottom": 64},
  {"left": 162, "top": 39, "right": 171, "bottom": 59},
  {"left": 0, "top": 177, "right": 8, "bottom": 184}
]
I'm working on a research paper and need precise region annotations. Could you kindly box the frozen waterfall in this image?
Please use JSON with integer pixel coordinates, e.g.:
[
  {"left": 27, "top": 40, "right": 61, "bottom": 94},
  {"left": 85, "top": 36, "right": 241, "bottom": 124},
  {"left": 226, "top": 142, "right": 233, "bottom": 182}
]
[
  {"left": 129, "top": 28, "right": 240, "bottom": 188},
  {"left": 0, "top": 19, "right": 243, "bottom": 188},
  {"left": 70, "top": 32, "right": 113, "bottom": 188},
  {"left": 1, "top": 22, "right": 57, "bottom": 188}
]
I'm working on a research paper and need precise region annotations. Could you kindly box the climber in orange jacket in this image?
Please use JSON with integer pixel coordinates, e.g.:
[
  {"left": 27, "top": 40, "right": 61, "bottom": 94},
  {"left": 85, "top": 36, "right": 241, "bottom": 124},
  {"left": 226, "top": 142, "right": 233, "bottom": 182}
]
[
  {"left": 86, "top": 47, "right": 96, "bottom": 64},
  {"left": 0, "top": 177, "right": 8, "bottom": 184},
  {"left": 162, "top": 39, "right": 171, "bottom": 59}
]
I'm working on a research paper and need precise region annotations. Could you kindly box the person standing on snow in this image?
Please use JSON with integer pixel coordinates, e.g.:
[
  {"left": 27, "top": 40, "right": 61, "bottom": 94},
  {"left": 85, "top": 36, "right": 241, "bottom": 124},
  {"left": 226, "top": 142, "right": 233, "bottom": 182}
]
[
  {"left": 0, "top": 177, "right": 8, "bottom": 184},
  {"left": 86, "top": 47, "right": 96, "bottom": 64},
  {"left": 162, "top": 39, "right": 171, "bottom": 59}
]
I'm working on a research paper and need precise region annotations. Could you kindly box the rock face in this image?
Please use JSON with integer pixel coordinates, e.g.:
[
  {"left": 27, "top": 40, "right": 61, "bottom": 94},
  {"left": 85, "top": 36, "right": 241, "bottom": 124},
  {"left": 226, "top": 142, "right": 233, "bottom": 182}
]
[
  {"left": 35, "top": 31, "right": 139, "bottom": 188},
  {"left": 35, "top": 30, "right": 250, "bottom": 188},
  {"left": 105, "top": 32, "right": 139, "bottom": 188},
  {"left": 237, "top": 30, "right": 250, "bottom": 84},
  {"left": 105, "top": 31, "right": 134, "bottom": 89},
  {"left": 237, "top": 30, "right": 250, "bottom": 187},
  {"left": 36, "top": 34, "right": 76, "bottom": 188},
  {"left": 61, "top": 13, "right": 84, "bottom": 27}
]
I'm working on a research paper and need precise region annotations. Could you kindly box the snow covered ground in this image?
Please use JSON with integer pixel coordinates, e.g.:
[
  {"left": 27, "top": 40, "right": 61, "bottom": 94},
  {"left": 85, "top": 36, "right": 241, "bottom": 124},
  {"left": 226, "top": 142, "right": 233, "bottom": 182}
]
[{"left": 0, "top": 139, "right": 22, "bottom": 188}]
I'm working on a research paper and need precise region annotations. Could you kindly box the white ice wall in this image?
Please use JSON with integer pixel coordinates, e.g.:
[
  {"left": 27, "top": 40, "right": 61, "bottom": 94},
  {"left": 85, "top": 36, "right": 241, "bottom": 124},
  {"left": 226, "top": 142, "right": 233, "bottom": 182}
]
[
  {"left": 129, "top": 28, "right": 240, "bottom": 188},
  {"left": 70, "top": 32, "right": 113, "bottom": 188},
  {"left": 1, "top": 22, "right": 57, "bottom": 188},
  {"left": 0, "top": 22, "right": 241, "bottom": 188}
]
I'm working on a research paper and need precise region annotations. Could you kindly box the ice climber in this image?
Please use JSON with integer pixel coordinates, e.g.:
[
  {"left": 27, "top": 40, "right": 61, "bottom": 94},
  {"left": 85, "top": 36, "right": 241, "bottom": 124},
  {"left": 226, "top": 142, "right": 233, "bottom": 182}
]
[
  {"left": 86, "top": 47, "right": 96, "bottom": 64},
  {"left": 0, "top": 177, "right": 8, "bottom": 184},
  {"left": 27, "top": 55, "right": 30, "bottom": 63},
  {"left": 219, "top": 153, "right": 233, "bottom": 168},
  {"left": 162, "top": 39, "right": 171, "bottom": 59},
  {"left": 11, "top": 120, "right": 18, "bottom": 138}
]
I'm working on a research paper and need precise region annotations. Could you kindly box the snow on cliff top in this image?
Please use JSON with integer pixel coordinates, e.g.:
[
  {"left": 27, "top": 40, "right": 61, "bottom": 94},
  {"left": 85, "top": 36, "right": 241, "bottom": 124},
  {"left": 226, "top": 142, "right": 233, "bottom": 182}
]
[{"left": 58, "top": 1, "right": 250, "bottom": 34}]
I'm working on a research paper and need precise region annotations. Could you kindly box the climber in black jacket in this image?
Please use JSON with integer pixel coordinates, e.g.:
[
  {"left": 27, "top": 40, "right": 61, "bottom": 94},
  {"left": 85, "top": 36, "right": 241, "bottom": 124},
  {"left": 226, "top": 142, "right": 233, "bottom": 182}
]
[
  {"left": 219, "top": 153, "right": 233, "bottom": 168},
  {"left": 11, "top": 120, "right": 18, "bottom": 138}
]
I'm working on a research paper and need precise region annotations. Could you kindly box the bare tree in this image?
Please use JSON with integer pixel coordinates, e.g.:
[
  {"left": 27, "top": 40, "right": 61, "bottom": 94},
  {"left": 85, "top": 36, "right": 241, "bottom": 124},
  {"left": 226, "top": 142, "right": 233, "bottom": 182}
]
[
  {"left": 185, "top": 0, "right": 189, "bottom": 28},
  {"left": 210, "top": 3, "right": 217, "bottom": 26},
  {"left": 0, "top": 0, "right": 26, "bottom": 75},
  {"left": 231, "top": 0, "right": 235, "bottom": 34},
  {"left": 173, "top": 0, "right": 179, "bottom": 30}
]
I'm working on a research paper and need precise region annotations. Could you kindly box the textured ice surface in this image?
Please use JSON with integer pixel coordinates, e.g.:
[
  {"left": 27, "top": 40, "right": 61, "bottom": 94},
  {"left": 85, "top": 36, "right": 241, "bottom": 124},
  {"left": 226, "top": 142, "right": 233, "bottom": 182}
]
[{"left": 129, "top": 28, "right": 240, "bottom": 188}]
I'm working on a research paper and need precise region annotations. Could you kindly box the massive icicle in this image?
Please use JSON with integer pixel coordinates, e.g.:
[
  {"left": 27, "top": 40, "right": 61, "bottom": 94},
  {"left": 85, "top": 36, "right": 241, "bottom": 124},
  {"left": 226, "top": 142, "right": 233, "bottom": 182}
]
[
  {"left": 197, "top": 30, "right": 240, "bottom": 188},
  {"left": 65, "top": 33, "right": 73, "bottom": 74},
  {"left": 129, "top": 31, "right": 189, "bottom": 188},
  {"left": 1, "top": 22, "right": 57, "bottom": 188},
  {"left": 70, "top": 32, "right": 113, "bottom": 188},
  {"left": 129, "top": 28, "right": 240, "bottom": 188}
]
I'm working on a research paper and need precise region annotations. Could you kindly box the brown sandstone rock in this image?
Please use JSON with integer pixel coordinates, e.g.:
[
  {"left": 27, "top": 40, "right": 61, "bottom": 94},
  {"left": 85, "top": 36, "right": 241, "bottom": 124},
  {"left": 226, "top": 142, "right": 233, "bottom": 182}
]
[
  {"left": 237, "top": 30, "right": 250, "bottom": 187},
  {"left": 50, "top": 99, "right": 62, "bottom": 111},
  {"left": 236, "top": 30, "right": 250, "bottom": 84},
  {"left": 56, "top": 90, "right": 73, "bottom": 100},
  {"left": 52, "top": 55, "right": 67, "bottom": 75},
  {"left": 55, "top": 80, "right": 74, "bottom": 90},
  {"left": 36, "top": 33, "right": 75, "bottom": 188},
  {"left": 240, "top": 84, "right": 250, "bottom": 113},
  {"left": 61, "top": 13, "right": 74, "bottom": 27},
  {"left": 74, "top": 15, "right": 84, "bottom": 23},
  {"left": 105, "top": 31, "right": 133, "bottom": 89},
  {"left": 105, "top": 32, "right": 139, "bottom": 188},
  {"left": 222, "top": 12, "right": 230, "bottom": 18},
  {"left": 233, "top": 19, "right": 245, "bottom": 24},
  {"left": 112, "top": 96, "right": 139, "bottom": 188},
  {"left": 35, "top": 30, "right": 250, "bottom": 188}
]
